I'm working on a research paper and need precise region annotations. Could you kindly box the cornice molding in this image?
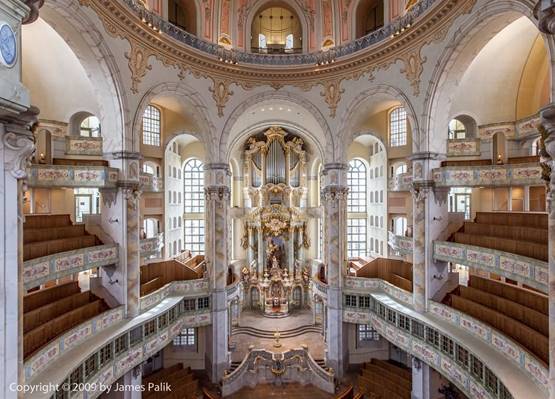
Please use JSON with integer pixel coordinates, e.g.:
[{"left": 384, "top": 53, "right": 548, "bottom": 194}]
[{"left": 78, "top": 0, "right": 477, "bottom": 116}]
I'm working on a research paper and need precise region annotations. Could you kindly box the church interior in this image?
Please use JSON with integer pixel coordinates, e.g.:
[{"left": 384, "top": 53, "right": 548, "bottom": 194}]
[{"left": 2, "top": 0, "right": 555, "bottom": 398}]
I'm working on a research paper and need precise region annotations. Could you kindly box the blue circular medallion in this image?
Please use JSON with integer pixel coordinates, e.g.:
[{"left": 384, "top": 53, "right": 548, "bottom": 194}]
[{"left": 0, "top": 23, "right": 17, "bottom": 67}]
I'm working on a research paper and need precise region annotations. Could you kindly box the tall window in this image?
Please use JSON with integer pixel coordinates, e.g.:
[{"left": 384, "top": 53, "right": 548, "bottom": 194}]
[
  {"left": 390, "top": 107, "right": 407, "bottom": 147},
  {"left": 358, "top": 324, "right": 380, "bottom": 342},
  {"left": 173, "top": 328, "right": 196, "bottom": 347},
  {"left": 142, "top": 105, "right": 161, "bottom": 146},
  {"left": 348, "top": 159, "right": 367, "bottom": 213},
  {"left": 80, "top": 116, "right": 101, "bottom": 137},
  {"left": 183, "top": 159, "right": 205, "bottom": 254},
  {"left": 347, "top": 159, "right": 368, "bottom": 258},
  {"left": 258, "top": 34, "right": 267, "bottom": 49},
  {"left": 285, "top": 34, "right": 294, "bottom": 50}
]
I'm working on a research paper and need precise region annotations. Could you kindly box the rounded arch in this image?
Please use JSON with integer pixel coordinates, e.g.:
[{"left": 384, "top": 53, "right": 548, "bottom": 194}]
[
  {"left": 219, "top": 91, "right": 335, "bottom": 163},
  {"left": 339, "top": 84, "right": 420, "bottom": 157},
  {"left": 68, "top": 111, "right": 95, "bottom": 137},
  {"left": 133, "top": 82, "right": 216, "bottom": 160},
  {"left": 40, "top": 0, "right": 128, "bottom": 152},
  {"left": 167, "top": 0, "right": 201, "bottom": 36},
  {"left": 353, "top": 0, "right": 385, "bottom": 39},
  {"left": 424, "top": 0, "right": 555, "bottom": 154},
  {"left": 244, "top": 0, "right": 310, "bottom": 53}
]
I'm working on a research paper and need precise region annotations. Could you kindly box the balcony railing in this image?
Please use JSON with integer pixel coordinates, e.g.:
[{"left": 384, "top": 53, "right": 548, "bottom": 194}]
[
  {"left": 433, "top": 163, "right": 542, "bottom": 187},
  {"left": 389, "top": 172, "right": 413, "bottom": 191},
  {"left": 447, "top": 138, "right": 481, "bottom": 157},
  {"left": 23, "top": 244, "right": 119, "bottom": 290},
  {"left": 139, "top": 172, "right": 163, "bottom": 192},
  {"left": 433, "top": 241, "right": 547, "bottom": 293},
  {"left": 388, "top": 231, "right": 413, "bottom": 256},
  {"left": 65, "top": 136, "right": 103, "bottom": 156},
  {"left": 140, "top": 233, "right": 163, "bottom": 259},
  {"left": 27, "top": 164, "right": 119, "bottom": 188}
]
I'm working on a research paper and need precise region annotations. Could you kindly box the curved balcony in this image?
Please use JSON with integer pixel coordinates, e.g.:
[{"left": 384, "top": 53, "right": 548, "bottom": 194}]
[
  {"left": 139, "top": 172, "right": 163, "bottom": 193},
  {"left": 25, "top": 293, "right": 212, "bottom": 398},
  {"left": 27, "top": 164, "right": 119, "bottom": 189},
  {"left": 433, "top": 241, "right": 547, "bottom": 293},
  {"left": 311, "top": 276, "right": 328, "bottom": 300},
  {"left": 342, "top": 278, "right": 547, "bottom": 399},
  {"left": 432, "top": 163, "right": 542, "bottom": 187},
  {"left": 446, "top": 138, "right": 481, "bottom": 157},
  {"left": 388, "top": 172, "right": 413, "bottom": 192},
  {"left": 388, "top": 231, "right": 413, "bottom": 256}
]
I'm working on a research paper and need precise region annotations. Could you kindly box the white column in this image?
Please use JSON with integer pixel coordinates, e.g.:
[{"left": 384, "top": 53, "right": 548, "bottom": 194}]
[
  {"left": 288, "top": 227, "right": 295, "bottom": 274},
  {"left": 524, "top": 186, "right": 531, "bottom": 212},
  {"left": 321, "top": 163, "right": 349, "bottom": 376},
  {"left": 204, "top": 164, "right": 231, "bottom": 382},
  {"left": 411, "top": 358, "right": 431, "bottom": 399},
  {"left": 123, "top": 367, "right": 142, "bottom": 399},
  {"left": 257, "top": 227, "right": 264, "bottom": 274},
  {"left": 247, "top": 226, "right": 255, "bottom": 266}
]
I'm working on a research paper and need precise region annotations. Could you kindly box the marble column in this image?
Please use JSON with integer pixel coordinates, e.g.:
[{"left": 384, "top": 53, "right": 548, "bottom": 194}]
[
  {"left": 409, "top": 154, "right": 448, "bottom": 312},
  {"left": 539, "top": 105, "right": 555, "bottom": 399},
  {"left": 0, "top": 3, "right": 40, "bottom": 397},
  {"left": 247, "top": 226, "right": 255, "bottom": 267},
  {"left": 411, "top": 358, "right": 432, "bottom": 399},
  {"left": 122, "top": 366, "right": 142, "bottom": 399},
  {"left": 288, "top": 227, "right": 295, "bottom": 274},
  {"left": 100, "top": 153, "right": 142, "bottom": 318},
  {"left": 204, "top": 163, "right": 231, "bottom": 382},
  {"left": 321, "top": 163, "right": 349, "bottom": 376},
  {"left": 257, "top": 227, "right": 264, "bottom": 274}
]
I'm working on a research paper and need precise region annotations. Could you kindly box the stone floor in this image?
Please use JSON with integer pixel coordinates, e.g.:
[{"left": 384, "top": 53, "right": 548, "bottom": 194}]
[
  {"left": 227, "top": 383, "right": 334, "bottom": 399},
  {"left": 230, "top": 309, "right": 326, "bottom": 362}
]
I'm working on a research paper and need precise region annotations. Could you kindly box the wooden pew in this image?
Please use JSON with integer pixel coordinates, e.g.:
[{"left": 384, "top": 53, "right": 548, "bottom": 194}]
[
  {"left": 356, "top": 258, "right": 413, "bottom": 292},
  {"left": 24, "top": 214, "right": 72, "bottom": 230},
  {"left": 474, "top": 212, "right": 548, "bottom": 230},
  {"left": 461, "top": 222, "right": 548, "bottom": 244},
  {"left": 441, "top": 159, "right": 492, "bottom": 167},
  {"left": 24, "top": 235, "right": 100, "bottom": 261},
  {"left": 454, "top": 232, "right": 547, "bottom": 261},
  {"left": 140, "top": 259, "right": 203, "bottom": 297},
  {"left": 23, "top": 281, "right": 80, "bottom": 313}
]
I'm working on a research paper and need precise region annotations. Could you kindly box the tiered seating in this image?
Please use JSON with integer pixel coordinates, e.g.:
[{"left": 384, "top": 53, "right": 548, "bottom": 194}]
[
  {"left": 356, "top": 258, "right": 413, "bottom": 292},
  {"left": 53, "top": 158, "right": 109, "bottom": 167},
  {"left": 358, "top": 359, "right": 411, "bottom": 399},
  {"left": 442, "top": 159, "right": 492, "bottom": 167},
  {"left": 451, "top": 212, "right": 547, "bottom": 261},
  {"left": 444, "top": 276, "right": 548, "bottom": 365},
  {"left": 140, "top": 255, "right": 204, "bottom": 296},
  {"left": 23, "top": 215, "right": 102, "bottom": 261},
  {"left": 348, "top": 256, "right": 373, "bottom": 275},
  {"left": 23, "top": 281, "right": 109, "bottom": 359},
  {"left": 143, "top": 364, "right": 198, "bottom": 399}
]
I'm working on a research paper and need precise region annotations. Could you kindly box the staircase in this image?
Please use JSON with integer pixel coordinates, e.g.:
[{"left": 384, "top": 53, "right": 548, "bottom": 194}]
[
  {"left": 231, "top": 324, "right": 322, "bottom": 339},
  {"left": 229, "top": 361, "right": 242, "bottom": 373}
]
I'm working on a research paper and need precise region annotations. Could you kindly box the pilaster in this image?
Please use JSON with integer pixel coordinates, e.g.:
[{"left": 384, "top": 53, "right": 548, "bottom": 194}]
[
  {"left": 204, "top": 163, "right": 231, "bottom": 382},
  {"left": 321, "top": 163, "right": 349, "bottom": 377}
]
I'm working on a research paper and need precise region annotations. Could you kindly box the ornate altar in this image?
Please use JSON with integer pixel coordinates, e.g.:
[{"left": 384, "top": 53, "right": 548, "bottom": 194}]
[{"left": 240, "top": 127, "right": 312, "bottom": 316}]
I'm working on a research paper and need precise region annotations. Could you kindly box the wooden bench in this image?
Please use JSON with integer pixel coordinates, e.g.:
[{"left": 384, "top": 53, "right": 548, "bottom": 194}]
[
  {"left": 507, "top": 156, "right": 540, "bottom": 164},
  {"left": 474, "top": 212, "right": 548, "bottom": 229},
  {"left": 23, "top": 281, "right": 80, "bottom": 313},
  {"left": 356, "top": 258, "right": 413, "bottom": 292},
  {"left": 461, "top": 222, "right": 547, "bottom": 244},
  {"left": 140, "top": 259, "right": 203, "bottom": 297},
  {"left": 144, "top": 364, "right": 198, "bottom": 399},
  {"left": 53, "top": 158, "right": 109, "bottom": 167},
  {"left": 24, "top": 235, "right": 100, "bottom": 261},
  {"left": 24, "top": 214, "right": 72, "bottom": 229},
  {"left": 24, "top": 225, "right": 88, "bottom": 244},
  {"left": 441, "top": 159, "right": 492, "bottom": 167},
  {"left": 358, "top": 359, "right": 412, "bottom": 399},
  {"left": 454, "top": 232, "right": 547, "bottom": 261}
]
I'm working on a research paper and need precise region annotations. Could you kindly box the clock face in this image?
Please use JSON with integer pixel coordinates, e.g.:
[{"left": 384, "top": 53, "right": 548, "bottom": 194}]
[{"left": 0, "top": 23, "right": 17, "bottom": 67}]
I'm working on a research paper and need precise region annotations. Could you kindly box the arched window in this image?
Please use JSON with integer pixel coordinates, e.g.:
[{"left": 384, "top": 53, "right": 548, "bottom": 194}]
[
  {"left": 347, "top": 159, "right": 368, "bottom": 258},
  {"left": 142, "top": 105, "right": 161, "bottom": 146},
  {"left": 448, "top": 119, "right": 466, "bottom": 140},
  {"left": 285, "top": 34, "right": 294, "bottom": 50},
  {"left": 347, "top": 159, "right": 367, "bottom": 213},
  {"left": 394, "top": 163, "right": 407, "bottom": 176},
  {"left": 389, "top": 107, "right": 407, "bottom": 147},
  {"left": 394, "top": 217, "right": 407, "bottom": 236},
  {"left": 259, "top": 34, "right": 267, "bottom": 49},
  {"left": 184, "top": 159, "right": 205, "bottom": 254},
  {"left": 80, "top": 116, "right": 101, "bottom": 137},
  {"left": 143, "top": 163, "right": 155, "bottom": 175}
]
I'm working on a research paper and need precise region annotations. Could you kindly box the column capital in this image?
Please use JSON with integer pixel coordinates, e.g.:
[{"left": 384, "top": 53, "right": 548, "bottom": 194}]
[
  {"left": 2, "top": 105, "right": 39, "bottom": 180},
  {"left": 321, "top": 185, "right": 349, "bottom": 203},
  {"left": 205, "top": 185, "right": 231, "bottom": 202},
  {"left": 535, "top": 1, "right": 555, "bottom": 34},
  {"left": 410, "top": 181, "right": 434, "bottom": 202}
]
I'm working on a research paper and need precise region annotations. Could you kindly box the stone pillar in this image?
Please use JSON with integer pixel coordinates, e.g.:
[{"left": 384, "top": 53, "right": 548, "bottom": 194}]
[
  {"left": 247, "top": 226, "right": 255, "bottom": 267},
  {"left": 257, "top": 227, "right": 264, "bottom": 274},
  {"left": 411, "top": 358, "right": 431, "bottom": 399},
  {"left": 0, "top": 3, "right": 41, "bottom": 396},
  {"left": 100, "top": 153, "right": 142, "bottom": 318},
  {"left": 539, "top": 105, "right": 555, "bottom": 399},
  {"left": 409, "top": 154, "right": 448, "bottom": 312},
  {"left": 204, "top": 163, "right": 231, "bottom": 382},
  {"left": 524, "top": 186, "right": 531, "bottom": 212},
  {"left": 288, "top": 227, "right": 295, "bottom": 274},
  {"left": 321, "top": 163, "right": 349, "bottom": 376},
  {"left": 122, "top": 366, "right": 142, "bottom": 399}
]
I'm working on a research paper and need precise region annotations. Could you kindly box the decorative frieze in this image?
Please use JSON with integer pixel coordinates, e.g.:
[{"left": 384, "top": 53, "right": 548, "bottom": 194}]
[
  {"left": 27, "top": 164, "right": 119, "bottom": 188},
  {"left": 65, "top": 136, "right": 103, "bottom": 156},
  {"left": 447, "top": 139, "right": 480, "bottom": 157},
  {"left": 388, "top": 231, "right": 414, "bottom": 256},
  {"left": 389, "top": 172, "right": 413, "bottom": 191},
  {"left": 433, "top": 241, "right": 547, "bottom": 292},
  {"left": 139, "top": 278, "right": 210, "bottom": 312}
]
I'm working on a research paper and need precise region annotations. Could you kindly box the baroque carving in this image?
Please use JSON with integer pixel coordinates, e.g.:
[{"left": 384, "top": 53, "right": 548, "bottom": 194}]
[
  {"left": 125, "top": 42, "right": 153, "bottom": 94},
  {"left": 320, "top": 80, "right": 345, "bottom": 118},
  {"left": 210, "top": 78, "right": 234, "bottom": 117},
  {"left": 399, "top": 50, "right": 426, "bottom": 96},
  {"left": 321, "top": 186, "right": 349, "bottom": 202},
  {"left": 205, "top": 186, "right": 231, "bottom": 202},
  {"left": 3, "top": 105, "right": 39, "bottom": 180},
  {"left": 410, "top": 182, "right": 433, "bottom": 202}
]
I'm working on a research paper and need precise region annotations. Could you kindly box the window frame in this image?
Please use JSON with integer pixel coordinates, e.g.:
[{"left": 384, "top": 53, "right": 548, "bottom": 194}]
[{"left": 142, "top": 105, "right": 161, "bottom": 147}]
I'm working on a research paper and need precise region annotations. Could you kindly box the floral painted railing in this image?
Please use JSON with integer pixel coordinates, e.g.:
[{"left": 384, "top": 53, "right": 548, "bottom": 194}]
[
  {"left": 432, "top": 163, "right": 542, "bottom": 187},
  {"left": 479, "top": 113, "right": 540, "bottom": 140},
  {"left": 343, "top": 291, "right": 544, "bottom": 399},
  {"left": 447, "top": 138, "right": 481, "bottom": 157},
  {"left": 23, "top": 244, "right": 118, "bottom": 290},
  {"left": 140, "top": 233, "right": 163, "bottom": 259},
  {"left": 24, "top": 306, "right": 126, "bottom": 383},
  {"left": 27, "top": 164, "right": 119, "bottom": 188},
  {"left": 65, "top": 136, "right": 103, "bottom": 156},
  {"left": 139, "top": 278, "right": 210, "bottom": 312},
  {"left": 226, "top": 277, "right": 241, "bottom": 301},
  {"left": 139, "top": 172, "right": 163, "bottom": 192},
  {"left": 27, "top": 298, "right": 212, "bottom": 399},
  {"left": 428, "top": 301, "right": 548, "bottom": 392},
  {"left": 388, "top": 231, "right": 413, "bottom": 257},
  {"left": 344, "top": 276, "right": 413, "bottom": 306},
  {"left": 433, "top": 241, "right": 547, "bottom": 293},
  {"left": 389, "top": 172, "right": 413, "bottom": 191},
  {"left": 221, "top": 347, "right": 334, "bottom": 396},
  {"left": 312, "top": 277, "right": 328, "bottom": 299}
]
